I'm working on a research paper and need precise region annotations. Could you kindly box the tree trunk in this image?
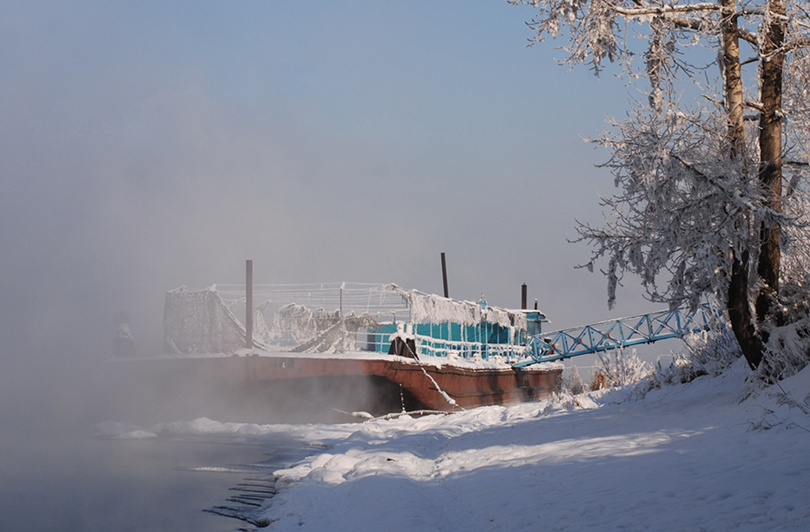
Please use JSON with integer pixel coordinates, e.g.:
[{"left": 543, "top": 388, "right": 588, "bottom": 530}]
[
  {"left": 756, "top": 0, "right": 786, "bottom": 326},
  {"left": 721, "top": 0, "right": 744, "bottom": 155},
  {"left": 721, "top": 0, "right": 765, "bottom": 369},
  {"left": 729, "top": 250, "right": 765, "bottom": 369}
]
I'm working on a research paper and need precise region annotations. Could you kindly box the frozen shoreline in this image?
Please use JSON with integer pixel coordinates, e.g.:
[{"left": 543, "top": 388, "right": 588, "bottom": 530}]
[
  {"left": 259, "top": 361, "right": 810, "bottom": 531},
  {"left": 101, "top": 358, "right": 810, "bottom": 531}
]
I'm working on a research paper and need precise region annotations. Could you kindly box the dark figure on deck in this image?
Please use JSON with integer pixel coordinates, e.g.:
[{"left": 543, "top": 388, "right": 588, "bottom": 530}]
[{"left": 388, "top": 336, "right": 418, "bottom": 359}]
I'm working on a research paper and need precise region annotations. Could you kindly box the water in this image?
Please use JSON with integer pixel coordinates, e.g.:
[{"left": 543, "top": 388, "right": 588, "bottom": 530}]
[
  {"left": 0, "top": 426, "right": 305, "bottom": 532},
  {"left": 0, "top": 353, "right": 321, "bottom": 532}
]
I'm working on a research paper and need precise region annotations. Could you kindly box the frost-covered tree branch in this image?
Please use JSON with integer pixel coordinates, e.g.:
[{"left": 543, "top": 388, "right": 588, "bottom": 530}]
[
  {"left": 511, "top": 0, "right": 810, "bottom": 375},
  {"left": 575, "top": 102, "right": 775, "bottom": 310}
]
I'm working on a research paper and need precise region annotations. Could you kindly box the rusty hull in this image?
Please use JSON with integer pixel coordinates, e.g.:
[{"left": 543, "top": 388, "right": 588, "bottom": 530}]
[{"left": 113, "top": 354, "right": 561, "bottom": 413}]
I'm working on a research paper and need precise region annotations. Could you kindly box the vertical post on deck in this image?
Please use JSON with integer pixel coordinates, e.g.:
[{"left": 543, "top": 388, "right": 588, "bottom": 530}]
[
  {"left": 441, "top": 252, "right": 449, "bottom": 298},
  {"left": 246, "top": 259, "right": 253, "bottom": 349},
  {"left": 521, "top": 283, "right": 527, "bottom": 310}
]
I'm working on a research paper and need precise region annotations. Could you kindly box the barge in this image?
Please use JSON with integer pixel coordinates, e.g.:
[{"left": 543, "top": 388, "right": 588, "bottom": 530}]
[{"left": 110, "top": 282, "right": 562, "bottom": 421}]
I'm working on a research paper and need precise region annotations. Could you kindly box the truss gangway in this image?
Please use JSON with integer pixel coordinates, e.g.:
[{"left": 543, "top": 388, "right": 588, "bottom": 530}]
[{"left": 514, "top": 303, "right": 718, "bottom": 367}]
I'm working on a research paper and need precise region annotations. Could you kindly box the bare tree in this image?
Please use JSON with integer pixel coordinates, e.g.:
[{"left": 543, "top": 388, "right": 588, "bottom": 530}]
[{"left": 509, "top": 0, "right": 810, "bottom": 372}]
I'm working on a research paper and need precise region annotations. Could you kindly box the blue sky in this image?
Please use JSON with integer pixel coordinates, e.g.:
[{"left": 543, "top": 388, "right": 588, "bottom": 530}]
[{"left": 1, "top": 0, "right": 660, "bottom": 357}]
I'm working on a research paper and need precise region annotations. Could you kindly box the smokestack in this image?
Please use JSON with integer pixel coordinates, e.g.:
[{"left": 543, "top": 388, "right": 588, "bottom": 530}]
[
  {"left": 521, "top": 283, "right": 527, "bottom": 310},
  {"left": 441, "top": 252, "right": 449, "bottom": 298}
]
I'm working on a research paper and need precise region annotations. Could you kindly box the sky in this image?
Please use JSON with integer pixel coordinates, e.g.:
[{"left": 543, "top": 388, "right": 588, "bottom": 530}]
[{"left": 0, "top": 0, "right": 664, "bottom": 381}]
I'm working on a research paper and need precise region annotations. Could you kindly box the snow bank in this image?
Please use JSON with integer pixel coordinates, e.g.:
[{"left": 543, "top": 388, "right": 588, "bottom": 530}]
[
  {"left": 93, "top": 421, "right": 158, "bottom": 440},
  {"left": 256, "top": 361, "right": 810, "bottom": 531},
  {"left": 95, "top": 360, "right": 810, "bottom": 531},
  {"left": 94, "top": 416, "right": 359, "bottom": 446}
]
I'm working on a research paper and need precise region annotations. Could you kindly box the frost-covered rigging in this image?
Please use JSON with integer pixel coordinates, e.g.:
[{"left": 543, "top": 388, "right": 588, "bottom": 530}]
[
  {"left": 162, "top": 283, "right": 543, "bottom": 360},
  {"left": 162, "top": 282, "right": 719, "bottom": 368}
]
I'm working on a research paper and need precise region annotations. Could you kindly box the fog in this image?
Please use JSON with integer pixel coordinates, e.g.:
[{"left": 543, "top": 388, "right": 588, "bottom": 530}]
[{"left": 1, "top": 1, "right": 667, "bottom": 528}]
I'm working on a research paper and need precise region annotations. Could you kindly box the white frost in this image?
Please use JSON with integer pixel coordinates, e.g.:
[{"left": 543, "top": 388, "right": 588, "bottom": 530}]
[{"left": 254, "top": 361, "right": 810, "bottom": 531}]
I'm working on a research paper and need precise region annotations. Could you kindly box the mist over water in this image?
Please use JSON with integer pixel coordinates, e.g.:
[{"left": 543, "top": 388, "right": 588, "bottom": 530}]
[
  {"left": 0, "top": 423, "right": 291, "bottom": 532},
  {"left": 0, "top": 342, "right": 321, "bottom": 532},
  {"left": 0, "top": 1, "right": 678, "bottom": 529}
]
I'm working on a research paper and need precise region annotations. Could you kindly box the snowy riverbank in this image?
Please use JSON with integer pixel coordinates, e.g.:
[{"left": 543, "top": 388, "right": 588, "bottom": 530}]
[{"left": 98, "top": 358, "right": 810, "bottom": 531}]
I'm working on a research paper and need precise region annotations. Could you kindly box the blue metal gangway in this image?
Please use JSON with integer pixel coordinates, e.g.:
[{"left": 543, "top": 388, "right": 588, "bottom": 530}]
[{"left": 513, "top": 303, "right": 718, "bottom": 367}]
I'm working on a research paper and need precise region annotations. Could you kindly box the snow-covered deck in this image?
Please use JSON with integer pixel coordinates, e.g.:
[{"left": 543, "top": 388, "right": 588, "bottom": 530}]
[{"left": 138, "top": 348, "right": 563, "bottom": 371}]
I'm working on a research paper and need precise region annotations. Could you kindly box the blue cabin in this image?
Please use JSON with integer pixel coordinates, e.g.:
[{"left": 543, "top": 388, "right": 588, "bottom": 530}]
[{"left": 367, "top": 288, "right": 547, "bottom": 361}]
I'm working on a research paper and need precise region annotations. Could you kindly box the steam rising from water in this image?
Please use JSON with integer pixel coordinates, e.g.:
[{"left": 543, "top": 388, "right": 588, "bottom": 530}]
[{"left": 0, "top": 2, "right": 665, "bottom": 530}]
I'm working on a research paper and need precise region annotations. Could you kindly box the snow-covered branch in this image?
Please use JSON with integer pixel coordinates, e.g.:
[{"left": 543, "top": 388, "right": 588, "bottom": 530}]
[
  {"left": 512, "top": 0, "right": 810, "bottom": 373},
  {"left": 575, "top": 100, "right": 786, "bottom": 310},
  {"left": 610, "top": 2, "right": 720, "bottom": 17}
]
